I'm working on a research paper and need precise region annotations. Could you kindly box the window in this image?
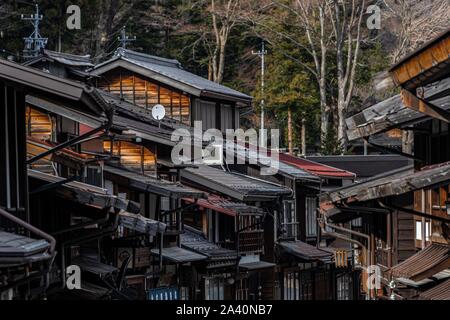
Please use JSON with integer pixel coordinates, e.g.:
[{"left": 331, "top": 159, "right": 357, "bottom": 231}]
[
  {"left": 205, "top": 277, "right": 224, "bottom": 300},
  {"left": 104, "top": 141, "right": 156, "bottom": 175},
  {"left": 415, "top": 220, "right": 431, "bottom": 241},
  {"left": 284, "top": 271, "right": 300, "bottom": 300},
  {"left": 336, "top": 273, "right": 352, "bottom": 300},
  {"left": 25, "top": 107, "right": 54, "bottom": 141},
  {"left": 282, "top": 200, "right": 297, "bottom": 239},
  {"left": 99, "top": 70, "right": 191, "bottom": 125},
  {"left": 180, "top": 287, "right": 189, "bottom": 300},
  {"left": 235, "top": 278, "right": 248, "bottom": 300},
  {"left": 306, "top": 197, "right": 317, "bottom": 237},
  {"left": 283, "top": 271, "right": 313, "bottom": 300}
]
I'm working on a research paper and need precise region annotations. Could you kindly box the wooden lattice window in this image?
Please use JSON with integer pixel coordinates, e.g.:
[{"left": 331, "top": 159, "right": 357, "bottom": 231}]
[
  {"left": 98, "top": 69, "right": 191, "bottom": 125},
  {"left": 104, "top": 140, "right": 156, "bottom": 175}
]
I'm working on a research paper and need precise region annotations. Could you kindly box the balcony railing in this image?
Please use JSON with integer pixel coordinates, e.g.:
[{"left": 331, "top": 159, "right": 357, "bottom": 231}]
[{"left": 148, "top": 286, "right": 179, "bottom": 300}]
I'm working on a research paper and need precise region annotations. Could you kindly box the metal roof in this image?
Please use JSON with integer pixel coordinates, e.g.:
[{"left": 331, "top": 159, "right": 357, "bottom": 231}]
[
  {"left": 181, "top": 227, "right": 237, "bottom": 263},
  {"left": 279, "top": 153, "right": 356, "bottom": 179},
  {"left": 0, "top": 58, "right": 109, "bottom": 116},
  {"left": 390, "top": 243, "right": 450, "bottom": 282},
  {"left": 418, "top": 278, "right": 450, "bottom": 300},
  {"left": 183, "top": 193, "right": 264, "bottom": 217},
  {"left": 181, "top": 165, "right": 292, "bottom": 201},
  {"left": 119, "top": 211, "right": 167, "bottom": 236},
  {"left": 278, "top": 241, "right": 333, "bottom": 262},
  {"left": 239, "top": 261, "right": 276, "bottom": 270},
  {"left": 346, "top": 77, "right": 450, "bottom": 141},
  {"left": 307, "top": 155, "right": 413, "bottom": 180},
  {"left": 320, "top": 161, "right": 450, "bottom": 204},
  {"left": 28, "top": 169, "right": 139, "bottom": 213},
  {"left": 0, "top": 231, "right": 51, "bottom": 266},
  {"left": 24, "top": 49, "right": 94, "bottom": 68},
  {"left": 104, "top": 165, "right": 205, "bottom": 199},
  {"left": 91, "top": 48, "right": 253, "bottom": 104},
  {"left": 72, "top": 256, "right": 118, "bottom": 277},
  {"left": 151, "top": 246, "right": 207, "bottom": 263},
  {"left": 229, "top": 143, "right": 319, "bottom": 181}
]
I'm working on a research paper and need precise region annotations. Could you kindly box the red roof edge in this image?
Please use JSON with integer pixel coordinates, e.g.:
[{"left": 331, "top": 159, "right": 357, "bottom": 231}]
[{"left": 278, "top": 153, "right": 356, "bottom": 178}]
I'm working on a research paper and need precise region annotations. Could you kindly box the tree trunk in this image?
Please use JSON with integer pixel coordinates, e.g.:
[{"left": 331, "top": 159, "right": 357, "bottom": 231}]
[{"left": 287, "top": 106, "right": 293, "bottom": 154}]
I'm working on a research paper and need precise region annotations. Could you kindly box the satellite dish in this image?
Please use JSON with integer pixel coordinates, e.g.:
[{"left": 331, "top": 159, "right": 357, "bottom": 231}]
[{"left": 151, "top": 104, "right": 166, "bottom": 121}]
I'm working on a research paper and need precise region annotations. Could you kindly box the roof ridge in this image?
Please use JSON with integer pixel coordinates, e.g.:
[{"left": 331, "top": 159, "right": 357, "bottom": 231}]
[{"left": 115, "top": 48, "right": 181, "bottom": 68}]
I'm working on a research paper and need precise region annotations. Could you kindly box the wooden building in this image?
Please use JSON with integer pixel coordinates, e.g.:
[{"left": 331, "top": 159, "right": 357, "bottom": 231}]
[
  {"left": 91, "top": 48, "right": 252, "bottom": 130},
  {"left": 2, "top": 43, "right": 361, "bottom": 301},
  {"left": 321, "top": 28, "right": 450, "bottom": 300}
]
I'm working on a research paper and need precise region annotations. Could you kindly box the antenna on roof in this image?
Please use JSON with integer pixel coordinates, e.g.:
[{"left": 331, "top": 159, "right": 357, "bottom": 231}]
[
  {"left": 21, "top": 3, "right": 48, "bottom": 60},
  {"left": 118, "top": 26, "right": 136, "bottom": 50}
]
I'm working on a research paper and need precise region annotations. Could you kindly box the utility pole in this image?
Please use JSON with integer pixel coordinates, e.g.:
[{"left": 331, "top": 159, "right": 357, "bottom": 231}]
[
  {"left": 118, "top": 26, "right": 136, "bottom": 50},
  {"left": 21, "top": 4, "right": 48, "bottom": 59},
  {"left": 252, "top": 41, "right": 267, "bottom": 148}
]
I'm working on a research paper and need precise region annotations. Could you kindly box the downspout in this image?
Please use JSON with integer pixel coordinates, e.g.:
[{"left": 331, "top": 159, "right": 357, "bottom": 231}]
[{"left": 318, "top": 211, "right": 373, "bottom": 300}]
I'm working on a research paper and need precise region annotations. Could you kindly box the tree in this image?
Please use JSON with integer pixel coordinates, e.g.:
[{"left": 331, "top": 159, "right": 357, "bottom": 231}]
[
  {"left": 260, "top": 43, "right": 319, "bottom": 155},
  {"left": 243, "top": 0, "right": 368, "bottom": 152},
  {"left": 176, "top": 0, "right": 245, "bottom": 84},
  {"left": 383, "top": 0, "right": 450, "bottom": 64}
]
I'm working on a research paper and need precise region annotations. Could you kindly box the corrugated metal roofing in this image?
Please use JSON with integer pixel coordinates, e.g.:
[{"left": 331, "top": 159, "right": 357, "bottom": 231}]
[
  {"left": 279, "top": 153, "right": 356, "bottom": 179},
  {"left": 182, "top": 165, "right": 292, "bottom": 201},
  {"left": 229, "top": 143, "right": 319, "bottom": 181},
  {"left": 390, "top": 243, "right": 450, "bottom": 281},
  {"left": 183, "top": 194, "right": 263, "bottom": 217},
  {"left": 278, "top": 241, "right": 333, "bottom": 262},
  {"left": 418, "top": 278, "right": 450, "bottom": 300},
  {"left": 322, "top": 161, "right": 450, "bottom": 204},
  {"left": 93, "top": 48, "right": 252, "bottom": 103},
  {"left": 104, "top": 165, "right": 205, "bottom": 199},
  {"left": 181, "top": 227, "right": 237, "bottom": 262},
  {"left": 150, "top": 246, "right": 207, "bottom": 263},
  {"left": 239, "top": 261, "right": 276, "bottom": 270}
]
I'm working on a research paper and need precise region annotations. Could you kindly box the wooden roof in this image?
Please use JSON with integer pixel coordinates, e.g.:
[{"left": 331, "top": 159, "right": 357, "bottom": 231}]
[
  {"left": 181, "top": 165, "right": 291, "bottom": 202},
  {"left": 345, "top": 77, "right": 450, "bottom": 141},
  {"left": 390, "top": 28, "right": 450, "bottom": 90}
]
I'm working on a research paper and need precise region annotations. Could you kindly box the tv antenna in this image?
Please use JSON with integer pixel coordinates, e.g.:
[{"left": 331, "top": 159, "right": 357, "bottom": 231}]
[
  {"left": 118, "top": 26, "right": 136, "bottom": 49},
  {"left": 21, "top": 3, "right": 48, "bottom": 59}
]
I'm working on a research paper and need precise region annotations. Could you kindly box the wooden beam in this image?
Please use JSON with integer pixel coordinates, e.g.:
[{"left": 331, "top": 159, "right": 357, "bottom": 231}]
[{"left": 401, "top": 89, "right": 450, "bottom": 123}]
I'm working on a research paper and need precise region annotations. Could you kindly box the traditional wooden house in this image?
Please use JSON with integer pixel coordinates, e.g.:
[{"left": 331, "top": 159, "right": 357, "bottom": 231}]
[
  {"left": 4, "top": 43, "right": 360, "bottom": 301},
  {"left": 0, "top": 58, "right": 141, "bottom": 299},
  {"left": 320, "top": 28, "right": 450, "bottom": 300},
  {"left": 90, "top": 48, "right": 252, "bottom": 130},
  {"left": 179, "top": 164, "right": 291, "bottom": 300},
  {"left": 23, "top": 49, "right": 94, "bottom": 82}
]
